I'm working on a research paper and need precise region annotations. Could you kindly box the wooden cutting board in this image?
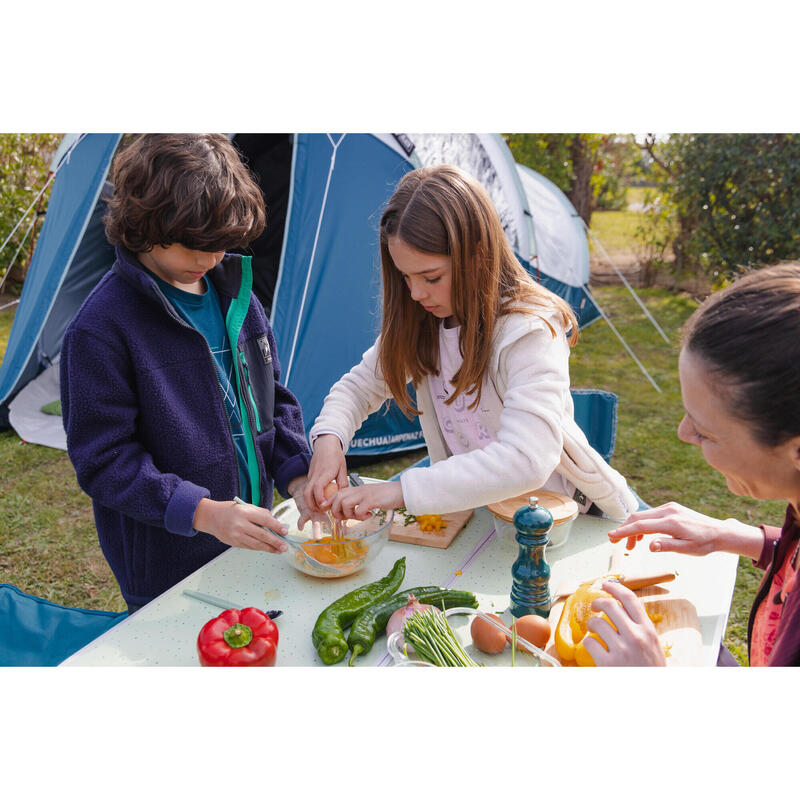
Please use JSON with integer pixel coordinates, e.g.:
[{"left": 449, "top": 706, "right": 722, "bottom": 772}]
[
  {"left": 388, "top": 509, "right": 474, "bottom": 549},
  {"left": 544, "top": 584, "right": 703, "bottom": 667}
]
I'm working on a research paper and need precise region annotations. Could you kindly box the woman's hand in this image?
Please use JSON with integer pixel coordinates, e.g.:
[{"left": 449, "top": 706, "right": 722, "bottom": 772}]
[
  {"left": 608, "top": 501, "right": 764, "bottom": 560},
  {"left": 304, "top": 434, "right": 349, "bottom": 515},
  {"left": 582, "top": 581, "right": 667, "bottom": 667},
  {"left": 328, "top": 481, "right": 404, "bottom": 521},
  {"left": 193, "top": 498, "right": 289, "bottom": 554}
]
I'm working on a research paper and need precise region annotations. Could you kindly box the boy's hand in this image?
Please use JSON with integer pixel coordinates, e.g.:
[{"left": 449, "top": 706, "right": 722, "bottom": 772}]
[
  {"left": 193, "top": 498, "right": 289, "bottom": 554},
  {"left": 328, "top": 481, "right": 404, "bottom": 521},
  {"left": 304, "top": 434, "right": 348, "bottom": 515}
]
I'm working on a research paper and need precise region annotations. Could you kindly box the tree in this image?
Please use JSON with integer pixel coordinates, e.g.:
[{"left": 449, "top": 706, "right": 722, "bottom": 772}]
[{"left": 504, "top": 133, "right": 637, "bottom": 226}]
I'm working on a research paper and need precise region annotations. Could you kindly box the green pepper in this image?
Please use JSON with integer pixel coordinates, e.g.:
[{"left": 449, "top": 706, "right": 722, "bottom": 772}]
[
  {"left": 346, "top": 586, "right": 478, "bottom": 665},
  {"left": 312, "top": 557, "right": 406, "bottom": 665}
]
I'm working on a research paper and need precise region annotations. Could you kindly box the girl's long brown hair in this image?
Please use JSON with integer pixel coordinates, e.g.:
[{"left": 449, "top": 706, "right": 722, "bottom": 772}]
[{"left": 378, "top": 164, "right": 578, "bottom": 417}]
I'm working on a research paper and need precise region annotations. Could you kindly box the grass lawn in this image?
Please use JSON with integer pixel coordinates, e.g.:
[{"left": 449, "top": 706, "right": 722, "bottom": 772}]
[
  {"left": 0, "top": 283, "right": 777, "bottom": 664},
  {"left": 589, "top": 209, "right": 642, "bottom": 252},
  {"left": 589, "top": 187, "right": 671, "bottom": 256}
]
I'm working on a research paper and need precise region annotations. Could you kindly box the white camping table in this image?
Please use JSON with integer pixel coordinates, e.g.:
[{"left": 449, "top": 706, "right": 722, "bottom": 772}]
[{"left": 61, "top": 510, "right": 739, "bottom": 667}]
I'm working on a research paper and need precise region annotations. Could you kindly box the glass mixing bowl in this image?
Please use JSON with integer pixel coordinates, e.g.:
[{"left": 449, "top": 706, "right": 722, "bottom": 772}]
[{"left": 272, "top": 498, "right": 394, "bottom": 579}]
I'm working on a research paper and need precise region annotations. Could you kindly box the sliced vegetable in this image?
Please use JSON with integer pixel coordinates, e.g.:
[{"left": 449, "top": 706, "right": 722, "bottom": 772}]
[
  {"left": 312, "top": 557, "right": 406, "bottom": 665},
  {"left": 554, "top": 577, "right": 619, "bottom": 666},
  {"left": 416, "top": 514, "right": 447, "bottom": 532}
]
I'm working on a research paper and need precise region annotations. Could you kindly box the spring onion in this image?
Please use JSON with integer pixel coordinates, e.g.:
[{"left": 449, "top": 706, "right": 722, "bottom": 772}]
[{"left": 403, "top": 608, "right": 481, "bottom": 667}]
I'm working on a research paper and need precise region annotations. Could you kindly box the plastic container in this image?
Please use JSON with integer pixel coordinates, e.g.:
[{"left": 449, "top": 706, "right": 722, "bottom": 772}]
[
  {"left": 272, "top": 498, "right": 394, "bottom": 579},
  {"left": 386, "top": 607, "right": 561, "bottom": 667},
  {"left": 488, "top": 489, "right": 579, "bottom": 550}
]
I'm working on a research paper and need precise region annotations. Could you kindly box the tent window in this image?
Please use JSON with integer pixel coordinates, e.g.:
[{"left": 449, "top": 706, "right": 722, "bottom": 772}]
[{"left": 232, "top": 134, "right": 293, "bottom": 315}]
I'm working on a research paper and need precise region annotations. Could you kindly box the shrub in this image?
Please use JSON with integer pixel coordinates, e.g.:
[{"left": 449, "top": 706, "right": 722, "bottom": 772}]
[
  {"left": 0, "top": 134, "right": 61, "bottom": 293},
  {"left": 639, "top": 134, "right": 800, "bottom": 284}
]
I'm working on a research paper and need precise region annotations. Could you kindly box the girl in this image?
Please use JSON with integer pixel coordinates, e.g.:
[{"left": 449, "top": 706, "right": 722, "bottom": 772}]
[
  {"left": 302, "top": 165, "right": 638, "bottom": 525},
  {"left": 592, "top": 262, "right": 800, "bottom": 667}
]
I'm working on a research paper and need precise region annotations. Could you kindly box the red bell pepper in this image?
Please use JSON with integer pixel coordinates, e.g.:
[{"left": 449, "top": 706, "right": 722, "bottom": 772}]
[{"left": 197, "top": 607, "right": 279, "bottom": 666}]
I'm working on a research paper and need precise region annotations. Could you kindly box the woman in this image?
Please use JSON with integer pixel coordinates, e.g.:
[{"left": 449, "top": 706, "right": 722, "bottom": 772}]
[{"left": 587, "top": 262, "right": 800, "bottom": 667}]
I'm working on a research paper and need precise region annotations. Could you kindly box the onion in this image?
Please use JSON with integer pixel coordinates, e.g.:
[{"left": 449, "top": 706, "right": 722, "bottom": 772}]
[{"left": 385, "top": 595, "right": 440, "bottom": 652}]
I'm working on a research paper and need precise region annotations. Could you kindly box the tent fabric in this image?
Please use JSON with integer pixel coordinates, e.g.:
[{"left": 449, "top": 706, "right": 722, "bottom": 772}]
[
  {"left": 7, "top": 359, "right": 65, "bottom": 448},
  {"left": 408, "top": 133, "right": 535, "bottom": 261},
  {"left": 515, "top": 163, "right": 600, "bottom": 329},
  {"left": 0, "top": 134, "right": 119, "bottom": 409},
  {"left": 0, "top": 132, "right": 603, "bottom": 457},
  {"left": 269, "top": 134, "right": 422, "bottom": 456},
  {"left": 517, "top": 163, "right": 588, "bottom": 287},
  {"left": 0, "top": 583, "right": 126, "bottom": 666}
]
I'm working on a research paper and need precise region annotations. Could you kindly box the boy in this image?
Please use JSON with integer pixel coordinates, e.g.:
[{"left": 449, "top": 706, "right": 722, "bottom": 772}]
[{"left": 60, "top": 134, "right": 312, "bottom": 613}]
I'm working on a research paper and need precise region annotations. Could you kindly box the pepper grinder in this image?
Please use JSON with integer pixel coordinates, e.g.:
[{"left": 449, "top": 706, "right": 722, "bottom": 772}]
[{"left": 509, "top": 496, "right": 553, "bottom": 619}]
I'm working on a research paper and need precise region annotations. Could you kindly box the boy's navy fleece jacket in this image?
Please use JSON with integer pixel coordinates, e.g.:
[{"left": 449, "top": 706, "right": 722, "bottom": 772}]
[{"left": 60, "top": 247, "right": 311, "bottom": 607}]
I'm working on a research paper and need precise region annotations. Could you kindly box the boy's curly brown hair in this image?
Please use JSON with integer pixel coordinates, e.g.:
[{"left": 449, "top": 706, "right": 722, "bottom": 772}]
[{"left": 104, "top": 134, "right": 266, "bottom": 253}]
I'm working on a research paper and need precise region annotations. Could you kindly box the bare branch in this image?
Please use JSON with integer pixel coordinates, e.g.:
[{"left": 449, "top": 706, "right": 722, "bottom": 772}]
[{"left": 639, "top": 134, "right": 672, "bottom": 176}]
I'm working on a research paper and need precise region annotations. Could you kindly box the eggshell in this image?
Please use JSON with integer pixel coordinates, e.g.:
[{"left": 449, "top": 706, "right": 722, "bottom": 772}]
[
  {"left": 470, "top": 613, "right": 508, "bottom": 654},
  {"left": 509, "top": 615, "right": 551, "bottom": 653},
  {"left": 323, "top": 482, "right": 339, "bottom": 501}
]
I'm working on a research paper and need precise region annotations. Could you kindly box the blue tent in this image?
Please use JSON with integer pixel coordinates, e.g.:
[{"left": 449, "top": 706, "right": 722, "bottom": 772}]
[
  {"left": 0, "top": 133, "right": 599, "bottom": 456},
  {"left": 515, "top": 163, "right": 599, "bottom": 329}
]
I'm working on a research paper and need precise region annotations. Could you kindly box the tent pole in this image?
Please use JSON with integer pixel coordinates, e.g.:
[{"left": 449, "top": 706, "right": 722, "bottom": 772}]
[
  {"left": 583, "top": 286, "right": 662, "bottom": 394},
  {"left": 0, "top": 134, "right": 86, "bottom": 289},
  {"left": 0, "top": 215, "right": 37, "bottom": 294},
  {"left": 583, "top": 223, "right": 670, "bottom": 344}
]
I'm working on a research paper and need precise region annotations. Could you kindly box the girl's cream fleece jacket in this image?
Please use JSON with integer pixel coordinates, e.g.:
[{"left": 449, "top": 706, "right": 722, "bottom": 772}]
[{"left": 310, "top": 308, "right": 638, "bottom": 521}]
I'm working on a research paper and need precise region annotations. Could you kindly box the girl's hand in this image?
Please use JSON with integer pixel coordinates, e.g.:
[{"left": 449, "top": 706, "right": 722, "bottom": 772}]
[
  {"left": 193, "top": 498, "right": 289, "bottom": 554},
  {"left": 328, "top": 482, "right": 404, "bottom": 521},
  {"left": 289, "top": 476, "right": 330, "bottom": 531},
  {"left": 607, "top": 501, "right": 763, "bottom": 559},
  {"left": 582, "top": 581, "right": 667, "bottom": 667},
  {"left": 304, "top": 434, "right": 349, "bottom": 515}
]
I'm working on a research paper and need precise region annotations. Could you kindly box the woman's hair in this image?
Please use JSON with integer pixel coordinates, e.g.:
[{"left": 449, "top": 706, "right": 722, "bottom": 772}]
[
  {"left": 104, "top": 134, "right": 266, "bottom": 253},
  {"left": 682, "top": 261, "right": 800, "bottom": 446},
  {"left": 378, "top": 164, "right": 578, "bottom": 416}
]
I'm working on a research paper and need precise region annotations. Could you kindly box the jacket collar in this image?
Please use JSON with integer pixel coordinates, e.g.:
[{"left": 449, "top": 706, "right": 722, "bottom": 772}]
[{"left": 113, "top": 245, "right": 247, "bottom": 300}]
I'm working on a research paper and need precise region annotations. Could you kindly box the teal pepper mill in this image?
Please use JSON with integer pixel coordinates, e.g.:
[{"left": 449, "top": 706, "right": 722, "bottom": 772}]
[{"left": 509, "top": 496, "right": 553, "bottom": 619}]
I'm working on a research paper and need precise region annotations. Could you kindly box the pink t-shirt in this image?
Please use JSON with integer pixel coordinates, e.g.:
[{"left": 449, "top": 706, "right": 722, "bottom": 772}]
[{"left": 427, "top": 324, "right": 503, "bottom": 455}]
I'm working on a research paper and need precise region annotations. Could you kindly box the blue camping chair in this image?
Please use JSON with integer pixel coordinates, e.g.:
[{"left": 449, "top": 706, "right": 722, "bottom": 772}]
[
  {"left": 0, "top": 583, "right": 127, "bottom": 666},
  {"left": 390, "top": 388, "right": 648, "bottom": 511}
]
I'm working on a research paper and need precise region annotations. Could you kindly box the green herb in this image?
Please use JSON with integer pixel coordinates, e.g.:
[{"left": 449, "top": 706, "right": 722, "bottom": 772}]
[
  {"left": 378, "top": 506, "right": 417, "bottom": 527},
  {"left": 402, "top": 609, "right": 481, "bottom": 667}
]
